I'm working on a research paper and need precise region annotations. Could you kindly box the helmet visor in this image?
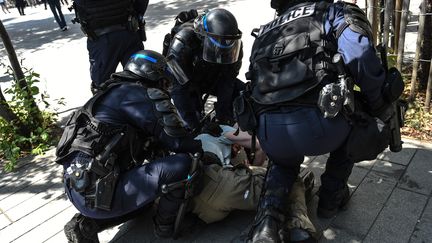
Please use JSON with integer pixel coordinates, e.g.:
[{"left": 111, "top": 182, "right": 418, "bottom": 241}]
[
  {"left": 202, "top": 36, "right": 242, "bottom": 64},
  {"left": 167, "top": 57, "right": 190, "bottom": 85}
]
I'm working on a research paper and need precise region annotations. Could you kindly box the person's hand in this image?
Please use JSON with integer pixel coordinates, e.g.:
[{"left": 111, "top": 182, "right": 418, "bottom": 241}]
[{"left": 251, "top": 148, "right": 267, "bottom": 166}]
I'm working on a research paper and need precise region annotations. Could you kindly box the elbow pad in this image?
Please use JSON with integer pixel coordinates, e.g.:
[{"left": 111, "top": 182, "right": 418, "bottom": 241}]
[{"left": 147, "top": 88, "right": 188, "bottom": 137}]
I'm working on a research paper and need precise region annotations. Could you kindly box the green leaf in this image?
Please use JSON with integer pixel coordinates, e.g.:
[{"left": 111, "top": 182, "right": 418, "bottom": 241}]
[
  {"left": 11, "top": 146, "right": 20, "bottom": 155},
  {"left": 41, "top": 132, "right": 49, "bottom": 141},
  {"left": 31, "top": 86, "right": 40, "bottom": 95}
]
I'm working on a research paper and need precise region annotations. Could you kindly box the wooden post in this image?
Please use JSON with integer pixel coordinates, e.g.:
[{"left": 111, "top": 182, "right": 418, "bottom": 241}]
[
  {"left": 383, "top": 0, "right": 394, "bottom": 47},
  {"left": 394, "top": 0, "right": 403, "bottom": 51},
  {"left": 425, "top": 57, "right": 432, "bottom": 110},
  {"left": 367, "top": 0, "right": 378, "bottom": 44},
  {"left": 396, "top": 0, "right": 411, "bottom": 72},
  {"left": 409, "top": 0, "right": 426, "bottom": 101}
]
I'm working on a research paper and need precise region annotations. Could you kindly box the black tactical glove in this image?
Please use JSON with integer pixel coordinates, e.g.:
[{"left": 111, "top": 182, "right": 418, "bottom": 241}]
[
  {"left": 201, "top": 122, "right": 223, "bottom": 137},
  {"left": 175, "top": 9, "right": 198, "bottom": 25}
]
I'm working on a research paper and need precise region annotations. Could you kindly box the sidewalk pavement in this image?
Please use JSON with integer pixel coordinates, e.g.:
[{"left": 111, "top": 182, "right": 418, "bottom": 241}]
[
  {"left": 1, "top": 0, "right": 430, "bottom": 242},
  {"left": 0, "top": 137, "right": 431, "bottom": 243}
]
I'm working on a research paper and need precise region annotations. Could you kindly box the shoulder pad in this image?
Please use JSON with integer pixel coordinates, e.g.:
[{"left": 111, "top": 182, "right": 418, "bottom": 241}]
[
  {"left": 170, "top": 26, "right": 200, "bottom": 52},
  {"left": 173, "top": 25, "right": 196, "bottom": 43},
  {"left": 147, "top": 88, "right": 170, "bottom": 100},
  {"left": 162, "top": 113, "right": 188, "bottom": 137},
  {"left": 337, "top": 2, "right": 373, "bottom": 40}
]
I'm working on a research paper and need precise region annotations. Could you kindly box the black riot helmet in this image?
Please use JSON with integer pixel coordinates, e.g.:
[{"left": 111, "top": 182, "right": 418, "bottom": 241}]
[
  {"left": 193, "top": 8, "right": 242, "bottom": 64},
  {"left": 111, "top": 50, "right": 174, "bottom": 89}
]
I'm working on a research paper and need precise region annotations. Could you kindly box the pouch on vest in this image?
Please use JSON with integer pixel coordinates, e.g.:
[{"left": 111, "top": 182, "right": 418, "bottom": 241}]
[
  {"left": 233, "top": 83, "right": 257, "bottom": 133},
  {"left": 250, "top": 33, "right": 319, "bottom": 104},
  {"left": 345, "top": 111, "right": 390, "bottom": 162},
  {"left": 56, "top": 111, "right": 81, "bottom": 162}
]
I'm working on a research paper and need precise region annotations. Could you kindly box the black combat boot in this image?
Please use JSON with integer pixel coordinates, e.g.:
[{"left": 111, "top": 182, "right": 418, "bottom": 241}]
[
  {"left": 64, "top": 213, "right": 100, "bottom": 243},
  {"left": 249, "top": 205, "right": 284, "bottom": 243},
  {"left": 317, "top": 184, "right": 350, "bottom": 218},
  {"left": 153, "top": 212, "right": 175, "bottom": 238}
]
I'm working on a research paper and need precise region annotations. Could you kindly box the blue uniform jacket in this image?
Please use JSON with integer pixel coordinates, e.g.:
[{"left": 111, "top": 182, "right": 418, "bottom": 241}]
[
  {"left": 325, "top": 2, "right": 386, "bottom": 109},
  {"left": 94, "top": 83, "right": 202, "bottom": 154}
]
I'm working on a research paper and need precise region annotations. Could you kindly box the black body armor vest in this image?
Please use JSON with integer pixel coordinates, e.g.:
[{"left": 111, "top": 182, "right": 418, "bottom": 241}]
[
  {"left": 247, "top": 1, "right": 338, "bottom": 105},
  {"left": 56, "top": 83, "right": 131, "bottom": 168},
  {"left": 74, "top": 0, "right": 135, "bottom": 31}
]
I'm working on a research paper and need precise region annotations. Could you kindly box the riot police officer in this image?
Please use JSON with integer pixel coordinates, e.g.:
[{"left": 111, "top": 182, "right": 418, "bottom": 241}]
[
  {"left": 71, "top": 0, "right": 148, "bottom": 91},
  {"left": 244, "top": 0, "right": 393, "bottom": 242},
  {"left": 165, "top": 8, "right": 245, "bottom": 130},
  {"left": 56, "top": 50, "right": 203, "bottom": 242}
]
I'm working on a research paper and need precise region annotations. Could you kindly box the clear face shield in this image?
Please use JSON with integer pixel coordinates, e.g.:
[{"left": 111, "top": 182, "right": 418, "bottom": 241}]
[
  {"left": 202, "top": 34, "right": 242, "bottom": 64},
  {"left": 166, "top": 57, "right": 190, "bottom": 85},
  {"left": 194, "top": 14, "right": 242, "bottom": 64}
]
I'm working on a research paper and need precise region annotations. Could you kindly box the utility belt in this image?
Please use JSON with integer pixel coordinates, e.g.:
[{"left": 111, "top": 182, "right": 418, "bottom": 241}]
[
  {"left": 82, "top": 16, "right": 146, "bottom": 41},
  {"left": 93, "top": 24, "right": 128, "bottom": 37},
  {"left": 234, "top": 83, "right": 321, "bottom": 134}
]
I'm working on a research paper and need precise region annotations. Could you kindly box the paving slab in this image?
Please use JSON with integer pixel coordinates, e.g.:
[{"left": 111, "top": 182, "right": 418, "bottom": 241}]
[
  {"left": 371, "top": 160, "right": 406, "bottom": 182},
  {"left": 321, "top": 226, "right": 362, "bottom": 243},
  {"left": 378, "top": 143, "right": 417, "bottom": 166},
  {"left": 354, "top": 159, "right": 377, "bottom": 170},
  {"left": 364, "top": 188, "right": 428, "bottom": 243},
  {"left": 0, "top": 172, "right": 63, "bottom": 212},
  {"left": 399, "top": 149, "right": 432, "bottom": 195},
  {"left": 0, "top": 195, "right": 69, "bottom": 242},
  {"left": 43, "top": 229, "right": 69, "bottom": 243},
  {"left": 0, "top": 160, "right": 61, "bottom": 202},
  {"left": 0, "top": 213, "right": 12, "bottom": 231},
  {"left": 12, "top": 205, "right": 77, "bottom": 243},
  {"left": 330, "top": 172, "right": 397, "bottom": 238},
  {"left": 410, "top": 198, "right": 432, "bottom": 243},
  {"left": 4, "top": 182, "right": 65, "bottom": 223},
  {"left": 106, "top": 210, "right": 254, "bottom": 243}
]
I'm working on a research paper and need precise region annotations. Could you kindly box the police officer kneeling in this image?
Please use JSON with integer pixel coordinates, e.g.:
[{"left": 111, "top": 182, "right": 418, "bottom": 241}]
[
  {"left": 164, "top": 8, "right": 245, "bottom": 130},
  {"left": 56, "top": 50, "right": 203, "bottom": 242},
  {"left": 241, "top": 0, "right": 399, "bottom": 242}
]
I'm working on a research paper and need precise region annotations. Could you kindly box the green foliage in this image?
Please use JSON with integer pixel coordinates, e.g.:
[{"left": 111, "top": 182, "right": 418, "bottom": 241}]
[
  {"left": 400, "top": 66, "right": 432, "bottom": 141},
  {"left": 402, "top": 96, "right": 432, "bottom": 140},
  {"left": 0, "top": 66, "right": 63, "bottom": 172}
]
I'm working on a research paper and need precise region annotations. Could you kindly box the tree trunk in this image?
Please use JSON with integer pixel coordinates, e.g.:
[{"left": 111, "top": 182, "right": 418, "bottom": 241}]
[
  {"left": 418, "top": 0, "right": 432, "bottom": 89},
  {"left": 0, "top": 88, "right": 30, "bottom": 136},
  {"left": 0, "top": 89, "right": 19, "bottom": 123},
  {"left": 409, "top": 0, "right": 426, "bottom": 101},
  {"left": 0, "top": 19, "right": 43, "bottom": 125},
  {"left": 425, "top": 57, "right": 432, "bottom": 110},
  {"left": 383, "top": 0, "right": 394, "bottom": 47},
  {"left": 367, "top": 0, "right": 379, "bottom": 44},
  {"left": 396, "top": 0, "right": 411, "bottom": 72},
  {"left": 394, "top": 0, "right": 403, "bottom": 51}
]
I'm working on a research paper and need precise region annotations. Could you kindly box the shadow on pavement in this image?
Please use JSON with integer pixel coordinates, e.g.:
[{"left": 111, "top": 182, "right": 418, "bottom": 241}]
[
  {"left": 1, "top": 12, "right": 83, "bottom": 54},
  {"left": 1, "top": 0, "right": 245, "bottom": 56}
]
